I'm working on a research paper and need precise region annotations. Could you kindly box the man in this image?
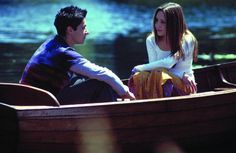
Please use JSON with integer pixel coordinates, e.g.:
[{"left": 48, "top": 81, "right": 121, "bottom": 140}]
[{"left": 20, "top": 5, "right": 135, "bottom": 104}]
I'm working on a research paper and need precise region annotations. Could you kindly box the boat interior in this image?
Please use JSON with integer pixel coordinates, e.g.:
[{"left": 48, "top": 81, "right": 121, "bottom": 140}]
[
  {"left": 194, "top": 61, "right": 236, "bottom": 92},
  {"left": 0, "top": 61, "right": 236, "bottom": 106}
]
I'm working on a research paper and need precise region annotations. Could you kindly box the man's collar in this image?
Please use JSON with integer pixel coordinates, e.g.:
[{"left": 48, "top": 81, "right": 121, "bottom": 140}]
[{"left": 55, "top": 35, "right": 70, "bottom": 47}]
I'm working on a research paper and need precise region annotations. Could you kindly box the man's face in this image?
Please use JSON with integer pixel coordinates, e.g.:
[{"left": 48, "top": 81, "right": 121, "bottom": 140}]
[{"left": 71, "top": 19, "right": 89, "bottom": 44}]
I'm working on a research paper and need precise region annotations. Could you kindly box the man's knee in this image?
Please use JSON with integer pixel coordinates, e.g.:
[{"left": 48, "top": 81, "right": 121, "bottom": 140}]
[{"left": 89, "top": 80, "right": 118, "bottom": 102}]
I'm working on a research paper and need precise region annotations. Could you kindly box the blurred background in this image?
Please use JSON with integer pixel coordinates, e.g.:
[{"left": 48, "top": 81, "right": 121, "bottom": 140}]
[{"left": 0, "top": 0, "right": 236, "bottom": 82}]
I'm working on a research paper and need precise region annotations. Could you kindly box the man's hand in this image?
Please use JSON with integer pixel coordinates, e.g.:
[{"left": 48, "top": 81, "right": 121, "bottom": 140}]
[{"left": 121, "top": 91, "right": 136, "bottom": 101}]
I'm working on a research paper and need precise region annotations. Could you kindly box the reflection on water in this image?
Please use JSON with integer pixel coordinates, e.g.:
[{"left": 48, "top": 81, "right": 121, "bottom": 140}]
[
  {"left": 0, "top": 0, "right": 153, "bottom": 43},
  {"left": 1, "top": 0, "right": 236, "bottom": 43},
  {"left": 0, "top": 0, "right": 236, "bottom": 83}
]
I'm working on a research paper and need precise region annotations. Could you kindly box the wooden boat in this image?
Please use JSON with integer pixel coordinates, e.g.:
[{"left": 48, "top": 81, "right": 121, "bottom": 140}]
[{"left": 1, "top": 61, "right": 236, "bottom": 153}]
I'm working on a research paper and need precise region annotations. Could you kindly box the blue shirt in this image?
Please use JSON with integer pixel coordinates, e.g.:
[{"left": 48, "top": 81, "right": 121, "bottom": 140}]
[{"left": 20, "top": 35, "right": 128, "bottom": 96}]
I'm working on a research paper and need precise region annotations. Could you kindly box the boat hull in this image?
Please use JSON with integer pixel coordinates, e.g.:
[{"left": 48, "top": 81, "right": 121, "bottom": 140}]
[
  {"left": 4, "top": 89, "right": 236, "bottom": 153},
  {"left": 1, "top": 61, "right": 236, "bottom": 153}
]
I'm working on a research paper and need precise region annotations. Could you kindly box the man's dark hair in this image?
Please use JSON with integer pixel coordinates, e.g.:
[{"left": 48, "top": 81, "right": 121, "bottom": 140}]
[{"left": 54, "top": 5, "right": 87, "bottom": 36}]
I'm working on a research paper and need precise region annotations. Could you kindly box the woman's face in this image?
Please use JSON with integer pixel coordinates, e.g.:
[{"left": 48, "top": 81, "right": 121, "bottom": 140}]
[{"left": 155, "top": 11, "right": 166, "bottom": 37}]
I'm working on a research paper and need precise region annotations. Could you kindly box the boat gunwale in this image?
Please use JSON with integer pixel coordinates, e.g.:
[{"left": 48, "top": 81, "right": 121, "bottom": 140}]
[
  {"left": 11, "top": 88, "right": 236, "bottom": 109},
  {"left": 2, "top": 88, "right": 235, "bottom": 119}
]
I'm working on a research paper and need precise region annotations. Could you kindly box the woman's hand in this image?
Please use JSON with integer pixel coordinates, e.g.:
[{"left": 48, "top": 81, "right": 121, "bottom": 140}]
[
  {"left": 182, "top": 73, "right": 197, "bottom": 94},
  {"left": 131, "top": 65, "right": 143, "bottom": 75}
]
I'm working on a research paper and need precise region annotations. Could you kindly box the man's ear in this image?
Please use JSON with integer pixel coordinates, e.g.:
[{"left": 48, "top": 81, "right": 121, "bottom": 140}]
[{"left": 66, "top": 26, "right": 74, "bottom": 34}]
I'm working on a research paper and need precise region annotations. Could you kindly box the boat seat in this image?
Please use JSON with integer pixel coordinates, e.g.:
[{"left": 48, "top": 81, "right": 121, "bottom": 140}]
[{"left": 0, "top": 83, "right": 60, "bottom": 106}]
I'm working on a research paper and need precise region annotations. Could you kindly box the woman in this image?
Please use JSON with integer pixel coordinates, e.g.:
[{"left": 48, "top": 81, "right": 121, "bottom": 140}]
[{"left": 129, "top": 2, "right": 198, "bottom": 99}]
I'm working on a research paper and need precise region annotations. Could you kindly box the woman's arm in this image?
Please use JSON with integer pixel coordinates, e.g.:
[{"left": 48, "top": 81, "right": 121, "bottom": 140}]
[{"left": 132, "top": 54, "right": 178, "bottom": 73}]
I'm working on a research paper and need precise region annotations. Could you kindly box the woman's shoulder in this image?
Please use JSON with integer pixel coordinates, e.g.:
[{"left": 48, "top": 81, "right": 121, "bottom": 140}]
[
  {"left": 184, "top": 30, "right": 197, "bottom": 43},
  {"left": 182, "top": 30, "right": 197, "bottom": 54},
  {"left": 146, "top": 33, "right": 155, "bottom": 44},
  {"left": 146, "top": 33, "right": 154, "bottom": 40}
]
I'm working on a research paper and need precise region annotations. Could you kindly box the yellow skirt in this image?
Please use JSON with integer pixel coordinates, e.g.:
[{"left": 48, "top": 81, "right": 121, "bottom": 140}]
[{"left": 128, "top": 68, "right": 191, "bottom": 99}]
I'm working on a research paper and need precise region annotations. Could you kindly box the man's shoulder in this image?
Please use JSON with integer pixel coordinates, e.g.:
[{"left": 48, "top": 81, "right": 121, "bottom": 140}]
[{"left": 44, "top": 35, "right": 74, "bottom": 53}]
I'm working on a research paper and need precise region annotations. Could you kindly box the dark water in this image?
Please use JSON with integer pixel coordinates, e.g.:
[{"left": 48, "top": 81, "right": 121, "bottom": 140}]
[{"left": 0, "top": 0, "right": 236, "bottom": 83}]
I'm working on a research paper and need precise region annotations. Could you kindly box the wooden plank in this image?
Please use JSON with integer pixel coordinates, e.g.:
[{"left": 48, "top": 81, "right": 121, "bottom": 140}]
[
  {"left": 0, "top": 83, "right": 60, "bottom": 106},
  {"left": 0, "top": 103, "right": 18, "bottom": 153}
]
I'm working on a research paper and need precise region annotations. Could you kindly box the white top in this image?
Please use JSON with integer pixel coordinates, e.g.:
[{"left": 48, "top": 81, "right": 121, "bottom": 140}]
[{"left": 139, "top": 33, "right": 195, "bottom": 81}]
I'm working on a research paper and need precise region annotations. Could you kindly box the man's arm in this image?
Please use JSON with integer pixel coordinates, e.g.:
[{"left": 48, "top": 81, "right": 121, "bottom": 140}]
[{"left": 70, "top": 57, "right": 135, "bottom": 99}]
